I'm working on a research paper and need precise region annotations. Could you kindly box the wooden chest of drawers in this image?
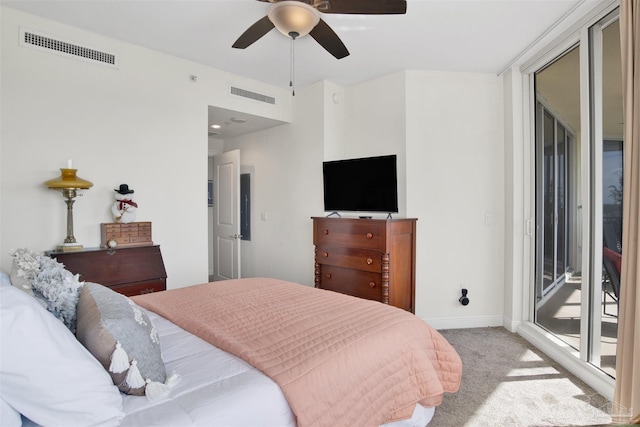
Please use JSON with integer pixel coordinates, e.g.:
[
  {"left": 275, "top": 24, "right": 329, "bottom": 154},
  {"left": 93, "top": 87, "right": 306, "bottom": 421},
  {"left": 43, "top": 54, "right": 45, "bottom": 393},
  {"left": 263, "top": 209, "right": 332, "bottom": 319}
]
[
  {"left": 47, "top": 245, "right": 167, "bottom": 297},
  {"left": 312, "top": 217, "right": 417, "bottom": 312},
  {"left": 100, "top": 222, "right": 152, "bottom": 248}
]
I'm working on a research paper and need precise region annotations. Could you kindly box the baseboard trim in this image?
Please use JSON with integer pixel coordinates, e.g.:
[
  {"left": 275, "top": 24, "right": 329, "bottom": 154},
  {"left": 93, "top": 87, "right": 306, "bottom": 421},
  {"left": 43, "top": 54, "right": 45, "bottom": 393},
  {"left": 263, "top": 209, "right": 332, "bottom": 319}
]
[
  {"left": 517, "top": 322, "right": 615, "bottom": 401},
  {"left": 502, "top": 316, "right": 522, "bottom": 333},
  {"left": 423, "top": 315, "right": 503, "bottom": 330}
]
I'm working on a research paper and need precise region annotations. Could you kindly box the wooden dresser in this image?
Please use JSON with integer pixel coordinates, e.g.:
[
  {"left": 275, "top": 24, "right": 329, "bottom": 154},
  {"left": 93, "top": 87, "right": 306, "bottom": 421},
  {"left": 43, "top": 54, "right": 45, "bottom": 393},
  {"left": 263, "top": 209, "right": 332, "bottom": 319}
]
[
  {"left": 312, "top": 217, "right": 417, "bottom": 313},
  {"left": 47, "top": 245, "right": 167, "bottom": 297}
]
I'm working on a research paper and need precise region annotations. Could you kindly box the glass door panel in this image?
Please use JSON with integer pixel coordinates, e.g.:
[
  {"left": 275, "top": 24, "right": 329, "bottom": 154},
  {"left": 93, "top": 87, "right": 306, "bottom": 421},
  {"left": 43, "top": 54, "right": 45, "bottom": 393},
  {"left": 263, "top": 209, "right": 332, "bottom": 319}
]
[
  {"left": 534, "top": 45, "right": 581, "bottom": 351},
  {"left": 542, "top": 111, "right": 556, "bottom": 293},
  {"left": 595, "top": 17, "right": 622, "bottom": 378},
  {"left": 556, "top": 124, "right": 567, "bottom": 279}
]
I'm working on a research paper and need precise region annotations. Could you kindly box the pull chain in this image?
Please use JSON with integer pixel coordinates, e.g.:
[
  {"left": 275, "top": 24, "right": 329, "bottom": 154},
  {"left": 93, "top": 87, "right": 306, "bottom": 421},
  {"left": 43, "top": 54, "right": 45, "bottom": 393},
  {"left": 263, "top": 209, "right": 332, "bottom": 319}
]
[{"left": 289, "top": 32, "right": 298, "bottom": 96}]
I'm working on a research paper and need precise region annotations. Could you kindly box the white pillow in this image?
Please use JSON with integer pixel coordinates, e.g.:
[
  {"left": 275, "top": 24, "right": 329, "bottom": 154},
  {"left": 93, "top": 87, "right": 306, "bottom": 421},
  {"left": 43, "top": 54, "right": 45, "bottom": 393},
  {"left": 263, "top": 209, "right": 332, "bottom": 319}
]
[
  {"left": 0, "top": 279, "right": 124, "bottom": 427},
  {"left": 0, "top": 398, "right": 21, "bottom": 427},
  {"left": 0, "top": 271, "right": 11, "bottom": 287}
]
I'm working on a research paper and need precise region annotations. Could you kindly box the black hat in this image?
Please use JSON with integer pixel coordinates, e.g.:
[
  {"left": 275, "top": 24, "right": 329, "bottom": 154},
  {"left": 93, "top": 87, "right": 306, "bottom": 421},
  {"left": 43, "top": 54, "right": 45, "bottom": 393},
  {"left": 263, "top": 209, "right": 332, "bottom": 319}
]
[{"left": 115, "top": 184, "right": 134, "bottom": 195}]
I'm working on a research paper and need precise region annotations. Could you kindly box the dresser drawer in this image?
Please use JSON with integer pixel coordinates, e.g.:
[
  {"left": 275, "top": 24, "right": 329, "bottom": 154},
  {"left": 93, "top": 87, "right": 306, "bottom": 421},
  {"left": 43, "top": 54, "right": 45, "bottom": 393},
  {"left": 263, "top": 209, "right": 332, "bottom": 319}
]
[
  {"left": 319, "top": 265, "right": 382, "bottom": 302},
  {"left": 108, "top": 279, "right": 166, "bottom": 297},
  {"left": 314, "top": 219, "right": 385, "bottom": 250},
  {"left": 316, "top": 245, "right": 381, "bottom": 273},
  {"left": 129, "top": 235, "right": 152, "bottom": 243},
  {"left": 50, "top": 245, "right": 166, "bottom": 288},
  {"left": 103, "top": 224, "right": 121, "bottom": 237}
]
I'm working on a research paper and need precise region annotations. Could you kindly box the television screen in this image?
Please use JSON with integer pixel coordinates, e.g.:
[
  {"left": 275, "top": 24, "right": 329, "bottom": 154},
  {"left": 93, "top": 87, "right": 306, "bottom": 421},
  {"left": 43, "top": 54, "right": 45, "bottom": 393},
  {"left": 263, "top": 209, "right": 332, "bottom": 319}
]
[{"left": 323, "top": 155, "right": 398, "bottom": 213}]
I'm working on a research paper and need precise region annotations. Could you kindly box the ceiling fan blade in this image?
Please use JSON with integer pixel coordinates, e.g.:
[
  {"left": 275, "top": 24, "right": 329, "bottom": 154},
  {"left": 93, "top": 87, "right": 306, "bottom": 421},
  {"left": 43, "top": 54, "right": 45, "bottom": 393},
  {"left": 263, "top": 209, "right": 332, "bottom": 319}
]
[
  {"left": 315, "top": 0, "right": 406, "bottom": 14},
  {"left": 309, "top": 18, "right": 349, "bottom": 59},
  {"left": 232, "top": 15, "right": 275, "bottom": 49}
]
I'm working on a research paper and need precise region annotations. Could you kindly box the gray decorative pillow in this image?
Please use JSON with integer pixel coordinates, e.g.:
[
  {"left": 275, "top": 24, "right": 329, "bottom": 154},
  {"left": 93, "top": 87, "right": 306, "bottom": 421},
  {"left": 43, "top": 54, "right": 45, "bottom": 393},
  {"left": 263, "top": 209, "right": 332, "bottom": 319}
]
[{"left": 75, "top": 283, "right": 166, "bottom": 396}]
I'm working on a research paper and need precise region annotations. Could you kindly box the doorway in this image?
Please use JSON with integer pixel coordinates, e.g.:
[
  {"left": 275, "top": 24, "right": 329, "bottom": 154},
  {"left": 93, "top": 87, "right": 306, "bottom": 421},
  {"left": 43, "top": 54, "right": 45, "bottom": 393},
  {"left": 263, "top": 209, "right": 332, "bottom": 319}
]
[{"left": 206, "top": 105, "right": 287, "bottom": 281}]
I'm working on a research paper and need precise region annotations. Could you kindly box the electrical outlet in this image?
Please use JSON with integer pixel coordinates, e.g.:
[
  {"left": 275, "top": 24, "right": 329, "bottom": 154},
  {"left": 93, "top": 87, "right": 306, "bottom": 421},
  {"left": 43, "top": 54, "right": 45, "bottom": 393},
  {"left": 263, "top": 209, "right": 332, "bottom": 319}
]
[{"left": 459, "top": 287, "right": 470, "bottom": 306}]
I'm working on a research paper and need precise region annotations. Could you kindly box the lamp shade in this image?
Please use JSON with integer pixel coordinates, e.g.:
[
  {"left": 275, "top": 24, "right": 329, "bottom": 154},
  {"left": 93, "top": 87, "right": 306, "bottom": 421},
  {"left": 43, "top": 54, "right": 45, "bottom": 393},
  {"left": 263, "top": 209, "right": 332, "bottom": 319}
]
[
  {"left": 268, "top": 1, "right": 320, "bottom": 38},
  {"left": 44, "top": 168, "right": 93, "bottom": 190}
]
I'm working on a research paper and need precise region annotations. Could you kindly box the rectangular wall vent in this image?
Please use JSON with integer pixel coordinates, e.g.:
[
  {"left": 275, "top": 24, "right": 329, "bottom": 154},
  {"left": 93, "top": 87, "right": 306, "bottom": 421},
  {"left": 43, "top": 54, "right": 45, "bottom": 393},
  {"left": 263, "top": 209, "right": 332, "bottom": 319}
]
[
  {"left": 20, "top": 28, "right": 118, "bottom": 68},
  {"left": 230, "top": 86, "right": 276, "bottom": 105}
]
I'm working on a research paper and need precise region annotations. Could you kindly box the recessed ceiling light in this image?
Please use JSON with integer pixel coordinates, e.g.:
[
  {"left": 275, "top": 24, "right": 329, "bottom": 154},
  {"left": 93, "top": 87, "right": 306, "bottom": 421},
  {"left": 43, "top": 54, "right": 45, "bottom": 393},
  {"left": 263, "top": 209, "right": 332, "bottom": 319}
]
[
  {"left": 230, "top": 117, "right": 247, "bottom": 123},
  {"left": 211, "top": 124, "right": 221, "bottom": 129}
]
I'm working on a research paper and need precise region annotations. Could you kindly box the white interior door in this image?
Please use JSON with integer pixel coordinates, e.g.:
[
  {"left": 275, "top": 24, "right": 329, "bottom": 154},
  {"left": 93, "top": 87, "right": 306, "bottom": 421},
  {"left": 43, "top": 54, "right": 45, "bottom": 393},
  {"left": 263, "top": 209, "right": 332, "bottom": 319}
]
[{"left": 213, "top": 149, "right": 240, "bottom": 281}]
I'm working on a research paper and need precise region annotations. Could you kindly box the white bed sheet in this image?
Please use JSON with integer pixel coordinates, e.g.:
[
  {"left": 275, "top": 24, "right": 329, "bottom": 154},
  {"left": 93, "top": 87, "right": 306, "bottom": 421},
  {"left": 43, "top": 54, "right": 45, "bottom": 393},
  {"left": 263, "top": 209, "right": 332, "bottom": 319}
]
[{"left": 120, "top": 310, "right": 435, "bottom": 427}]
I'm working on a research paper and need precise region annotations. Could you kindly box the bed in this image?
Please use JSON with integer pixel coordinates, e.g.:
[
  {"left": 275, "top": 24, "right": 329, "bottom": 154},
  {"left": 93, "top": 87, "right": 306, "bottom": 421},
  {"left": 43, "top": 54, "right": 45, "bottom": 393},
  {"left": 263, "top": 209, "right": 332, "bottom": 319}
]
[{"left": 0, "top": 259, "right": 462, "bottom": 427}]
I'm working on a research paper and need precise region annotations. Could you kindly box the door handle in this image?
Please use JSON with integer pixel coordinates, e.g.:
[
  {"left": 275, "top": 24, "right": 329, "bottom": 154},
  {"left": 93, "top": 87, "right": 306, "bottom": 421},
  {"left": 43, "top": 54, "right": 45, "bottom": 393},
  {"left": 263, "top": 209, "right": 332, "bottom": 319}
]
[{"left": 229, "top": 234, "right": 243, "bottom": 239}]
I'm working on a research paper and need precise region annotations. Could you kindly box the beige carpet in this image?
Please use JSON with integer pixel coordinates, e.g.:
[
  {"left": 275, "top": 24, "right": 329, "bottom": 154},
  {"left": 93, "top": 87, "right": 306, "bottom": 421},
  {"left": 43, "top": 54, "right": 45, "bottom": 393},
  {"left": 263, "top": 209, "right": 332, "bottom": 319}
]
[{"left": 429, "top": 327, "right": 612, "bottom": 427}]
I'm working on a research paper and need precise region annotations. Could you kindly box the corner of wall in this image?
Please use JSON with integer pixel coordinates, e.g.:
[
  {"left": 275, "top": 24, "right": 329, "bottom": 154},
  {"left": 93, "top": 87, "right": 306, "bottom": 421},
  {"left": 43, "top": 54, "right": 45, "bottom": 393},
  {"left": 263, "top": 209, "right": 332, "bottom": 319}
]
[
  {"left": 502, "top": 66, "right": 527, "bottom": 327},
  {"left": 322, "top": 80, "right": 346, "bottom": 161}
]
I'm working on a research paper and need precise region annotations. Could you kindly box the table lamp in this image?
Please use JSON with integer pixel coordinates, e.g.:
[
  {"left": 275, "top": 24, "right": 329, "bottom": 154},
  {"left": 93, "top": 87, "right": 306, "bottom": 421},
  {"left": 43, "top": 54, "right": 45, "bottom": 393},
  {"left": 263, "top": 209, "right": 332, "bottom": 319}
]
[{"left": 44, "top": 160, "right": 93, "bottom": 251}]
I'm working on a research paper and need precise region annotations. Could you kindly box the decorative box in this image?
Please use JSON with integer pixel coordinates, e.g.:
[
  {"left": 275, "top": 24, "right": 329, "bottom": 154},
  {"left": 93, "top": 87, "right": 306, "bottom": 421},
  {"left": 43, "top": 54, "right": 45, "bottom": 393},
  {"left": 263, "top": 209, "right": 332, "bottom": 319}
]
[{"left": 100, "top": 222, "right": 152, "bottom": 248}]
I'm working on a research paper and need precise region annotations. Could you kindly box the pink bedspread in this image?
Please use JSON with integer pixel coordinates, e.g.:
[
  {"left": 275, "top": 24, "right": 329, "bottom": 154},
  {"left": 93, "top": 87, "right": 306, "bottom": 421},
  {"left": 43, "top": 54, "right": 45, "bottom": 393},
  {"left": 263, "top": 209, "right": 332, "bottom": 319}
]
[{"left": 133, "top": 278, "right": 461, "bottom": 427}]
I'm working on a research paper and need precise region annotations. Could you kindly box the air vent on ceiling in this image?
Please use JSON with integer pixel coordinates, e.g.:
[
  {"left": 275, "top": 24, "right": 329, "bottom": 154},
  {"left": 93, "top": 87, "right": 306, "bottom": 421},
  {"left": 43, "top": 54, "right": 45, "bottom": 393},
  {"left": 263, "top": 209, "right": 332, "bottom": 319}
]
[
  {"left": 20, "top": 28, "right": 118, "bottom": 68},
  {"left": 230, "top": 86, "right": 276, "bottom": 105}
]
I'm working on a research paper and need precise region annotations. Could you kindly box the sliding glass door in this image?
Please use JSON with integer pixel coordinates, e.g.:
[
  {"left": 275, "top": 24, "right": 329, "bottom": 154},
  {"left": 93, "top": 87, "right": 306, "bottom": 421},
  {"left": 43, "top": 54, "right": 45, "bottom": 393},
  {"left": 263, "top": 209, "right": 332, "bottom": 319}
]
[
  {"left": 532, "top": 10, "right": 622, "bottom": 379},
  {"left": 593, "top": 16, "right": 622, "bottom": 378},
  {"left": 534, "top": 45, "right": 581, "bottom": 350}
]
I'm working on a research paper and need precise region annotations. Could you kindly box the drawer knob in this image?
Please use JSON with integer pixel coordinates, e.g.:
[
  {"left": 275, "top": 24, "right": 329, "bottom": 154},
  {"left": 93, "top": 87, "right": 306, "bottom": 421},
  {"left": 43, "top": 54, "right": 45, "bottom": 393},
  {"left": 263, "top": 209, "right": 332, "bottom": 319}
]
[
  {"left": 322, "top": 229, "right": 329, "bottom": 235},
  {"left": 366, "top": 257, "right": 373, "bottom": 265},
  {"left": 325, "top": 273, "right": 332, "bottom": 279},
  {"left": 323, "top": 252, "right": 329, "bottom": 258},
  {"left": 369, "top": 282, "right": 376, "bottom": 288},
  {"left": 366, "top": 232, "right": 373, "bottom": 239}
]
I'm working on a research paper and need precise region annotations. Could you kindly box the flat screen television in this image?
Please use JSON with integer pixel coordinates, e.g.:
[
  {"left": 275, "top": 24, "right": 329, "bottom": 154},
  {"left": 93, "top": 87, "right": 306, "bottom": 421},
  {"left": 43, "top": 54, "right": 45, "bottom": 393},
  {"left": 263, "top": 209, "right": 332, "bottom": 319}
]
[{"left": 323, "top": 155, "right": 398, "bottom": 213}]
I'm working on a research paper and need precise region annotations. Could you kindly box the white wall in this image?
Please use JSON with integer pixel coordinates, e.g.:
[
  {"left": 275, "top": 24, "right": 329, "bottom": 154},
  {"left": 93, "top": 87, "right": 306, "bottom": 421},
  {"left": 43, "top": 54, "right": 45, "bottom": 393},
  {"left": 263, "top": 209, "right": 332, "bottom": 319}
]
[
  {"left": 0, "top": 7, "right": 292, "bottom": 288},
  {"left": 322, "top": 81, "right": 346, "bottom": 161},
  {"left": 207, "top": 70, "right": 506, "bottom": 325},
  {"left": 2, "top": 7, "right": 507, "bottom": 326},
  {"left": 343, "top": 72, "right": 408, "bottom": 217},
  {"left": 405, "top": 70, "right": 505, "bottom": 326}
]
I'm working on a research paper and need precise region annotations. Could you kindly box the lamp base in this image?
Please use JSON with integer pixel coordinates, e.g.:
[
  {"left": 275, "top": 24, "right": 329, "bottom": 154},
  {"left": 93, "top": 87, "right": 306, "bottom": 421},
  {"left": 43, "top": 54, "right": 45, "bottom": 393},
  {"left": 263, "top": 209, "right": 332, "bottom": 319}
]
[{"left": 57, "top": 243, "right": 84, "bottom": 252}]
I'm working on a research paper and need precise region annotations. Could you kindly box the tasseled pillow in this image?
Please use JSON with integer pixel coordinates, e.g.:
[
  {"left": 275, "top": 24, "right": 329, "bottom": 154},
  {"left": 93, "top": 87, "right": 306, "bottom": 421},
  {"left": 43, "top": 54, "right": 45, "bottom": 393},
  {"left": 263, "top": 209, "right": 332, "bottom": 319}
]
[{"left": 75, "top": 283, "right": 175, "bottom": 397}]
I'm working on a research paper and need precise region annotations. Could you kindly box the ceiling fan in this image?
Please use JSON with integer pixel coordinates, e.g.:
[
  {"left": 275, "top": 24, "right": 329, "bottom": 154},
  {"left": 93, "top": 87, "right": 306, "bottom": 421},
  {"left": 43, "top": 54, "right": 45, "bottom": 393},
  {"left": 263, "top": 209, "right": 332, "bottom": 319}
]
[{"left": 232, "top": 0, "right": 407, "bottom": 60}]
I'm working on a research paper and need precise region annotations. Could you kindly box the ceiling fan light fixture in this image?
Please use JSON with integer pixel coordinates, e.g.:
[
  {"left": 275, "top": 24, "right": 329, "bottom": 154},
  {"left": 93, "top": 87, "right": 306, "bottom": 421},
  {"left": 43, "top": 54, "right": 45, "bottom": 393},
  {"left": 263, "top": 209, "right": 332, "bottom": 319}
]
[{"left": 268, "top": 1, "right": 320, "bottom": 38}]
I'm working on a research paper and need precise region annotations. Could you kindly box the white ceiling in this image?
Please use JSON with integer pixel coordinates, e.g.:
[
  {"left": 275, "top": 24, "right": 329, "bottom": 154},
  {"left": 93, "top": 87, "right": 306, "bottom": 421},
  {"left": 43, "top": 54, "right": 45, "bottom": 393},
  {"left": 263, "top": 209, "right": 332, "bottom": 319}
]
[{"left": 2, "top": 0, "right": 606, "bottom": 138}]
